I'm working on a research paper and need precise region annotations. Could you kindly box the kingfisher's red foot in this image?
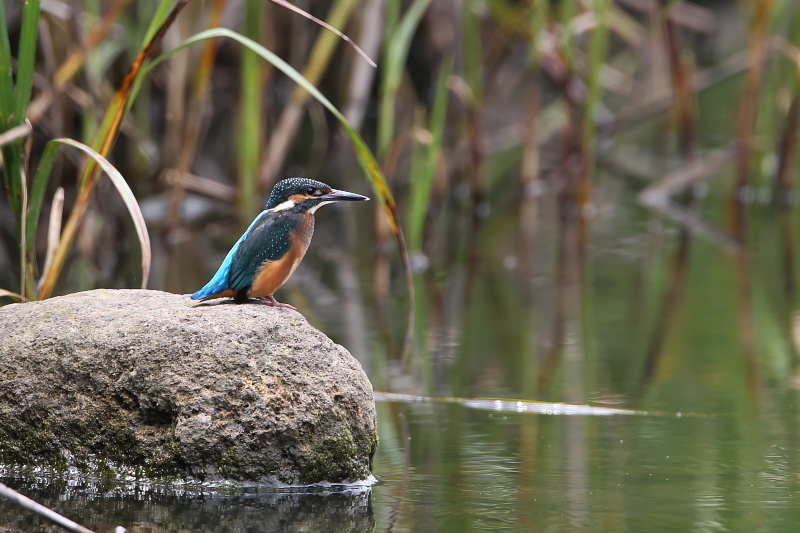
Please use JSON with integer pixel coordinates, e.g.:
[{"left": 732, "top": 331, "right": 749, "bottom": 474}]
[{"left": 258, "top": 295, "right": 297, "bottom": 311}]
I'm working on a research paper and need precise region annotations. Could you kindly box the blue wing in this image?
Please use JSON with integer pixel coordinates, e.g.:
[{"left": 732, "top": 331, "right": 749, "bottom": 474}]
[
  {"left": 191, "top": 209, "right": 270, "bottom": 300},
  {"left": 226, "top": 213, "right": 295, "bottom": 291},
  {"left": 191, "top": 209, "right": 296, "bottom": 299}
]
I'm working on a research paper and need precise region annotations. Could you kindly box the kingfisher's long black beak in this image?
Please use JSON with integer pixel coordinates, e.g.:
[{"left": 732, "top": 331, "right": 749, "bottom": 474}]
[{"left": 322, "top": 189, "right": 370, "bottom": 202}]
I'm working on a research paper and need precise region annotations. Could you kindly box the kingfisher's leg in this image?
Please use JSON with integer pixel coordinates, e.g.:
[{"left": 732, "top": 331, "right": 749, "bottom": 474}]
[{"left": 257, "top": 295, "right": 297, "bottom": 311}]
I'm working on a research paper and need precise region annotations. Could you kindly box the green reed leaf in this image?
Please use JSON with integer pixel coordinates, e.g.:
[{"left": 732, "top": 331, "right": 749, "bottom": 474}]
[
  {"left": 408, "top": 55, "right": 452, "bottom": 251},
  {"left": 0, "top": 1, "right": 22, "bottom": 217},
  {"left": 239, "top": 0, "right": 265, "bottom": 221},
  {"left": 14, "top": 0, "right": 40, "bottom": 123},
  {"left": 0, "top": 2, "right": 15, "bottom": 123},
  {"left": 378, "top": 0, "right": 432, "bottom": 158},
  {"left": 26, "top": 141, "right": 61, "bottom": 255}
]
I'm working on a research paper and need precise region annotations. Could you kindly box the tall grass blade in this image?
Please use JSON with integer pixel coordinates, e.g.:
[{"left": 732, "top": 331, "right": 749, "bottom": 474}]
[
  {"left": 26, "top": 141, "right": 62, "bottom": 256},
  {"left": 462, "top": 0, "right": 485, "bottom": 311},
  {"left": 36, "top": 139, "right": 151, "bottom": 292},
  {"left": 462, "top": 0, "right": 484, "bottom": 221},
  {"left": 0, "top": 0, "right": 42, "bottom": 295},
  {"left": 142, "top": 0, "right": 177, "bottom": 48},
  {"left": 0, "top": 2, "right": 14, "bottom": 121},
  {"left": 463, "top": 0, "right": 482, "bottom": 103},
  {"left": 384, "top": 0, "right": 431, "bottom": 97},
  {"left": 731, "top": 0, "right": 773, "bottom": 396},
  {"left": 14, "top": 0, "right": 41, "bottom": 123},
  {"left": 0, "top": 1, "right": 23, "bottom": 217},
  {"left": 378, "top": 0, "right": 432, "bottom": 158},
  {"left": 239, "top": 0, "right": 265, "bottom": 221},
  {"left": 123, "top": 0, "right": 174, "bottom": 114},
  {"left": 426, "top": 56, "right": 451, "bottom": 173},
  {"left": 407, "top": 120, "right": 427, "bottom": 249},
  {"left": 61, "top": 140, "right": 150, "bottom": 289},
  {"left": 559, "top": 0, "right": 577, "bottom": 67},
  {"left": 408, "top": 56, "right": 452, "bottom": 251}
]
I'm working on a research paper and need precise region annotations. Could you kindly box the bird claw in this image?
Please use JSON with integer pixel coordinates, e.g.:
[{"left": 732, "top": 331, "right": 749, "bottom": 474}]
[{"left": 257, "top": 295, "right": 297, "bottom": 311}]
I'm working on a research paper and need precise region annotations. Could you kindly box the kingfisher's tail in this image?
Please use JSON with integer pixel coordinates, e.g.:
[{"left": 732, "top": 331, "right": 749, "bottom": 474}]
[
  {"left": 191, "top": 280, "right": 230, "bottom": 300},
  {"left": 192, "top": 208, "right": 270, "bottom": 301},
  {"left": 191, "top": 248, "right": 238, "bottom": 300}
]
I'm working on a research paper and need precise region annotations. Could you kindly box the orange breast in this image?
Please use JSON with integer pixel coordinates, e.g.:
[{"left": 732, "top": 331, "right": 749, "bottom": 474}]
[{"left": 248, "top": 213, "right": 315, "bottom": 298}]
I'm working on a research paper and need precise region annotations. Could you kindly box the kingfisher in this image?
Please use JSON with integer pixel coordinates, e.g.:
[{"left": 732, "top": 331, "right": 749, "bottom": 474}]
[{"left": 192, "top": 177, "right": 369, "bottom": 309}]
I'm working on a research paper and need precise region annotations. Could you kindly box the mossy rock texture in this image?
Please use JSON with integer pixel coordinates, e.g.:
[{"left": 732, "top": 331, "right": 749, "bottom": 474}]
[{"left": 0, "top": 289, "right": 377, "bottom": 485}]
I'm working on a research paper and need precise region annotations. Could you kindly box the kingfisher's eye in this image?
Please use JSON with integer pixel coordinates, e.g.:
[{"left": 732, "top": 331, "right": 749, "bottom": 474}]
[{"left": 306, "top": 187, "right": 315, "bottom": 195}]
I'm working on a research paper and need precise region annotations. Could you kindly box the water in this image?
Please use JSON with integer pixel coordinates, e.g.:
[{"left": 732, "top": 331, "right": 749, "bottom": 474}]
[
  {"left": 372, "top": 401, "right": 800, "bottom": 532},
  {"left": 4, "top": 395, "right": 800, "bottom": 532}
]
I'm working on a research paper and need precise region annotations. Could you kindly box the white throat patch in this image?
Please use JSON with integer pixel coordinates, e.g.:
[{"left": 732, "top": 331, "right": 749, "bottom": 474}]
[
  {"left": 270, "top": 199, "right": 296, "bottom": 212},
  {"left": 308, "top": 200, "right": 334, "bottom": 214}
]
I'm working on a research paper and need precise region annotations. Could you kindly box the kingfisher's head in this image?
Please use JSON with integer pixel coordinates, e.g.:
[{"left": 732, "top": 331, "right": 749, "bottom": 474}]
[{"left": 265, "top": 178, "right": 369, "bottom": 214}]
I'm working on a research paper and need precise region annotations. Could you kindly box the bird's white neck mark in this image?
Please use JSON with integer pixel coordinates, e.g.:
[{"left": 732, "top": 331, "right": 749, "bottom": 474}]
[
  {"left": 308, "top": 200, "right": 334, "bottom": 214},
  {"left": 270, "top": 199, "right": 296, "bottom": 212}
]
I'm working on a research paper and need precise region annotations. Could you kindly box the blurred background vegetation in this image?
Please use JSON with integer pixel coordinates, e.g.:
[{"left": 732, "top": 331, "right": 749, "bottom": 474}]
[
  {"left": 8, "top": 3, "right": 800, "bottom": 530},
  {"left": 2, "top": 0, "right": 800, "bottom": 408}
]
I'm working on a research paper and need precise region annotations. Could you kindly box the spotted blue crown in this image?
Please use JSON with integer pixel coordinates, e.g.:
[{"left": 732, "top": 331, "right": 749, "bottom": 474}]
[{"left": 266, "top": 178, "right": 331, "bottom": 209}]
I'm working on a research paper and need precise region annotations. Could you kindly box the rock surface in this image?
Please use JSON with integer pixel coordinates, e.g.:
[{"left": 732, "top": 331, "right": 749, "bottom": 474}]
[{"left": 0, "top": 289, "right": 377, "bottom": 485}]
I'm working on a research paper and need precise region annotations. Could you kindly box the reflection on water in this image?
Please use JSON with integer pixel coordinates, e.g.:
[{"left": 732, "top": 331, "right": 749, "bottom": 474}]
[
  {"left": 0, "top": 476, "right": 375, "bottom": 532},
  {"left": 371, "top": 401, "right": 800, "bottom": 533}
]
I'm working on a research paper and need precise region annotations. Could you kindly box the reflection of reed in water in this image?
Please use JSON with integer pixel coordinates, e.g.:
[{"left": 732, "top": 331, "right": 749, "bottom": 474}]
[{"left": 638, "top": 0, "right": 698, "bottom": 399}]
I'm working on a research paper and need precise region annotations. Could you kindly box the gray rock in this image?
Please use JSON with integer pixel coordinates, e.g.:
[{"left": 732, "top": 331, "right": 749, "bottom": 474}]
[{"left": 0, "top": 289, "right": 377, "bottom": 485}]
